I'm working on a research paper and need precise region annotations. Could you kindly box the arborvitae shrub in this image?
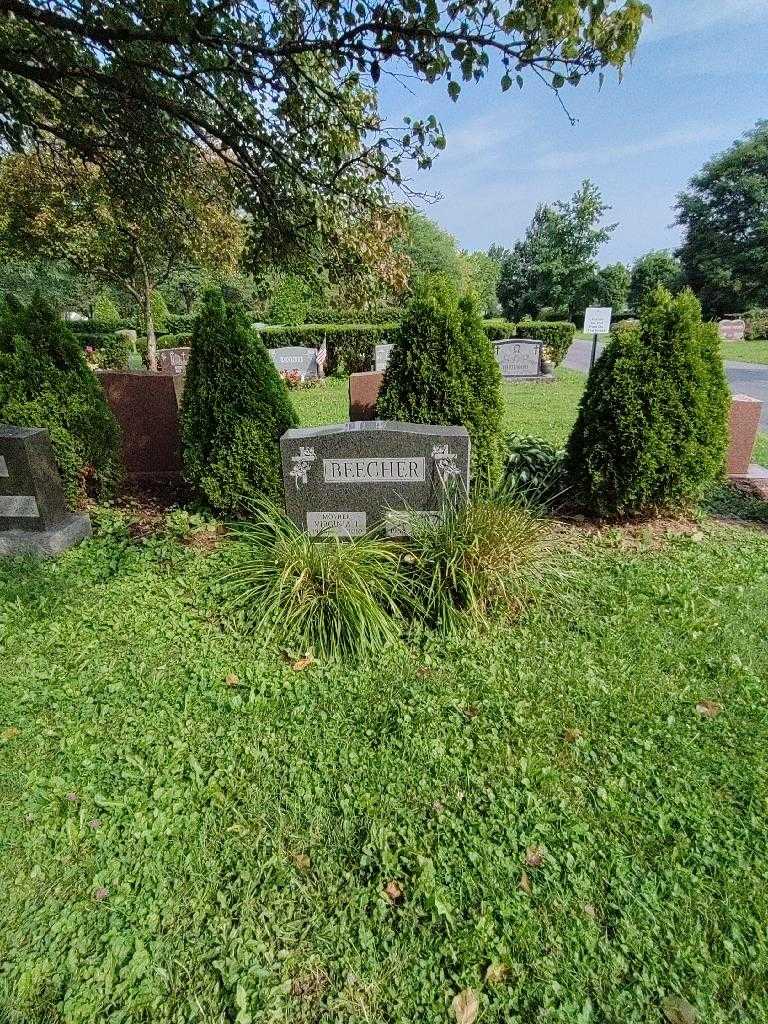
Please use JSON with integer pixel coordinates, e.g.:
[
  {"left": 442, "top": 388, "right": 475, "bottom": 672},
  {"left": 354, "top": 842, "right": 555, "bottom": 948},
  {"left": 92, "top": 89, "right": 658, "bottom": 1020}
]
[
  {"left": 182, "top": 289, "right": 298, "bottom": 513},
  {"left": 566, "top": 287, "right": 730, "bottom": 516},
  {"left": 0, "top": 294, "right": 121, "bottom": 502},
  {"left": 377, "top": 278, "right": 505, "bottom": 489},
  {"left": 92, "top": 291, "right": 121, "bottom": 329}
]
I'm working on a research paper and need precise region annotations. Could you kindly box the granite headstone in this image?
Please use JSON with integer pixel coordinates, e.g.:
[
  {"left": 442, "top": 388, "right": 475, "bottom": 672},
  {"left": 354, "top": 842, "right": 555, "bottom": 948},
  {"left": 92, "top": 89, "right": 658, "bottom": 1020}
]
[
  {"left": 0, "top": 426, "right": 92, "bottom": 555},
  {"left": 280, "top": 420, "right": 470, "bottom": 537},
  {"left": 494, "top": 339, "right": 542, "bottom": 378},
  {"left": 157, "top": 346, "right": 191, "bottom": 376},
  {"left": 269, "top": 346, "right": 319, "bottom": 380},
  {"left": 374, "top": 343, "right": 393, "bottom": 372},
  {"left": 718, "top": 319, "right": 746, "bottom": 341}
]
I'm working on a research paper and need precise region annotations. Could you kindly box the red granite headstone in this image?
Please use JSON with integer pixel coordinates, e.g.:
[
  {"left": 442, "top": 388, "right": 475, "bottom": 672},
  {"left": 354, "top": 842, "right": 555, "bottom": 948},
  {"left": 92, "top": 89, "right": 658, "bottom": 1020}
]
[
  {"left": 348, "top": 372, "right": 383, "bottom": 421},
  {"left": 727, "top": 394, "right": 762, "bottom": 477},
  {"left": 97, "top": 371, "right": 183, "bottom": 478}
]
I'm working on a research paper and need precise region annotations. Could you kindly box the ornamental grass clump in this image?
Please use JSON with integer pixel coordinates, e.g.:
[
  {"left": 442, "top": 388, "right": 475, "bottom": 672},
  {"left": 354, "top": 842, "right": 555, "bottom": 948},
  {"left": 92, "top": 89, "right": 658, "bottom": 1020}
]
[
  {"left": 220, "top": 500, "right": 413, "bottom": 658},
  {"left": 401, "top": 496, "right": 550, "bottom": 632}
]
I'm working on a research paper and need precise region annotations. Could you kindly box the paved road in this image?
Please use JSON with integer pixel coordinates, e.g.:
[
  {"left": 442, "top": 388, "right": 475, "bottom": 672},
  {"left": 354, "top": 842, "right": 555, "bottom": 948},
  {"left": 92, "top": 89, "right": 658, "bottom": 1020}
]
[{"left": 564, "top": 340, "right": 768, "bottom": 430}]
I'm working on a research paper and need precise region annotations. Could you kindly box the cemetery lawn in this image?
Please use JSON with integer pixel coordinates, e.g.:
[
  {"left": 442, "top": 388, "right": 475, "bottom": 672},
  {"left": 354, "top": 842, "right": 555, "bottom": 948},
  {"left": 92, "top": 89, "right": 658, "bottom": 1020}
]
[
  {"left": 2, "top": 518, "right": 768, "bottom": 1021},
  {"left": 720, "top": 341, "right": 768, "bottom": 364}
]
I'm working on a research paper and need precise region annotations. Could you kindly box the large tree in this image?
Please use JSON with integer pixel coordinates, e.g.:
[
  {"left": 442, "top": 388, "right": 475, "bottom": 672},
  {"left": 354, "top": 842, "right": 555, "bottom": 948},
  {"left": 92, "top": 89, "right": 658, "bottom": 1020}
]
[
  {"left": 676, "top": 122, "right": 768, "bottom": 316},
  {"left": 628, "top": 250, "right": 683, "bottom": 311},
  {"left": 0, "top": 0, "right": 649, "bottom": 261},
  {"left": 0, "top": 149, "right": 244, "bottom": 368},
  {"left": 498, "top": 180, "right": 616, "bottom": 321}
]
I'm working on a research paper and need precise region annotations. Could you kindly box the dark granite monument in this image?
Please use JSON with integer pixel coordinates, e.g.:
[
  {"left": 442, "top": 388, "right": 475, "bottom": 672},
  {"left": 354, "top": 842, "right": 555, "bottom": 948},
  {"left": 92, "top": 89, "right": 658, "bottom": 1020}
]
[
  {"left": 493, "top": 339, "right": 547, "bottom": 380},
  {"left": 157, "top": 347, "right": 191, "bottom": 376},
  {"left": 374, "top": 344, "right": 393, "bottom": 372},
  {"left": 0, "top": 426, "right": 92, "bottom": 555},
  {"left": 280, "top": 420, "right": 470, "bottom": 537},
  {"left": 269, "top": 346, "right": 320, "bottom": 380}
]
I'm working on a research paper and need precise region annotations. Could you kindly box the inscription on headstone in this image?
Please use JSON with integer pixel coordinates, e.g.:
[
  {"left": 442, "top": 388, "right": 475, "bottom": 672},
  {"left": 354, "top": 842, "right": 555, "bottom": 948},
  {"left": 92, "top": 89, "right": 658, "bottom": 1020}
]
[
  {"left": 280, "top": 421, "right": 470, "bottom": 537},
  {"left": 268, "top": 346, "right": 319, "bottom": 380},
  {"left": 375, "top": 344, "right": 393, "bottom": 372},
  {"left": 718, "top": 319, "right": 746, "bottom": 341},
  {"left": 157, "top": 346, "right": 191, "bottom": 376},
  {"left": 494, "top": 339, "right": 542, "bottom": 378},
  {"left": 0, "top": 426, "right": 91, "bottom": 555}
]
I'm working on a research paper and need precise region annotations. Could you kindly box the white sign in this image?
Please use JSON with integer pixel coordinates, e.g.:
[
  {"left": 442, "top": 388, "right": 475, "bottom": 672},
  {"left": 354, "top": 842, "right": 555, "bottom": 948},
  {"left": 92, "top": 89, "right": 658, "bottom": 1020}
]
[
  {"left": 323, "top": 457, "right": 425, "bottom": 484},
  {"left": 583, "top": 307, "right": 612, "bottom": 335}
]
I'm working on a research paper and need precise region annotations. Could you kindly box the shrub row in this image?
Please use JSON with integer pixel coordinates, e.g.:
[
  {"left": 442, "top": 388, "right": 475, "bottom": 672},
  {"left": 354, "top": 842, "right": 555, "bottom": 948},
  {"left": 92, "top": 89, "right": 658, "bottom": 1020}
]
[
  {"left": 482, "top": 319, "right": 517, "bottom": 341},
  {"left": 255, "top": 322, "right": 398, "bottom": 375},
  {"left": 516, "top": 319, "right": 576, "bottom": 366}
]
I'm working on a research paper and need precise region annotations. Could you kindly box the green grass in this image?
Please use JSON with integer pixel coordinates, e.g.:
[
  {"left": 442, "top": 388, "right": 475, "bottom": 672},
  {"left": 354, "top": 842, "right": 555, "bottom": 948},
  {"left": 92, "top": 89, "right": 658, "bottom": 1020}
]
[
  {"left": 720, "top": 341, "right": 768, "bottom": 364},
  {"left": 2, "top": 520, "right": 768, "bottom": 1021},
  {"left": 294, "top": 370, "right": 768, "bottom": 466}
]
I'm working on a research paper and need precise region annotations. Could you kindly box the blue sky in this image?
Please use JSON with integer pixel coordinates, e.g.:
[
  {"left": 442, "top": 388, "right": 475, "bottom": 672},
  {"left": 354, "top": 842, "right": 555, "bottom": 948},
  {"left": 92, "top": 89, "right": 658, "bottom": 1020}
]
[{"left": 377, "top": 0, "right": 768, "bottom": 265}]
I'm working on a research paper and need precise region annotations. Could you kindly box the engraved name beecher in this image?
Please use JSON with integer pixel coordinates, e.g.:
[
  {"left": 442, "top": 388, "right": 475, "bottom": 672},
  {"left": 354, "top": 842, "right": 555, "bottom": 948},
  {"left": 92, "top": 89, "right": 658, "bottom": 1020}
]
[{"left": 324, "top": 456, "right": 425, "bottom": 483}]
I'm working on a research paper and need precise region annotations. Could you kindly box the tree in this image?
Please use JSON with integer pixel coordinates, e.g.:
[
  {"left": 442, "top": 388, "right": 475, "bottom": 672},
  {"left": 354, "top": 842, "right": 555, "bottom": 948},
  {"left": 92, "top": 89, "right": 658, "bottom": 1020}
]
[
  {"left": 0, "top": 294, "right": 120, "bottom": 501},
  {"left": 401, "top": 212, "right": 467, "bottom": 292},
  {"left": 0, "top": 252, "right": 94, "bottom": 314},
  {"left": 628, "top": 250, "right": 682, "bottom": 311},
  {"left": 0, "top": 150, "right": 244, "bottom": 369},
  {"left": 465, "top": 251, "right": 503, "bottom": 316},
  {"left": 0, "top": 0, "right": 649, "bottom": 264},
  {"left": 377, "top": 277, "right": 505, "bottom": 487},
  {"left": 566, "top": 288, "right": 729, "bottom": 516},
  {"left": 579, "top": 262, "right": 630, "bottom": 313},
  {"left": 182, "top": 290, "right": 298, "bottom": 513},
  {"left": 498, "top": 181, "right": 616, "bottom": 321},
  {"left": 676, "top": 123, "right": 768, "bottom": 316}
]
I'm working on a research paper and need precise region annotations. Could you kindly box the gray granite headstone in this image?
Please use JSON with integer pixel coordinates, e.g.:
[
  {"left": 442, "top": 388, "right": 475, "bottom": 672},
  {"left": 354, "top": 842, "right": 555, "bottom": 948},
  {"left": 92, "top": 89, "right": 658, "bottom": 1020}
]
[
  {"left": 494, "top": 339, "right": 542, "bottom": 378},
  {"left": 157, "top": 346, "right": 191, "bottom": 376},
  {"left": 269, "top": 346, "right": 319, "bottom": 380},
  {"left": 280, "top": 421, "right": 470, "bottom": 537},
  {"left": 0, "top": 426, "right": 91, "bottom": 556},
  {"left": 374, "top": 344, "right": 393, "bottom": 372}
]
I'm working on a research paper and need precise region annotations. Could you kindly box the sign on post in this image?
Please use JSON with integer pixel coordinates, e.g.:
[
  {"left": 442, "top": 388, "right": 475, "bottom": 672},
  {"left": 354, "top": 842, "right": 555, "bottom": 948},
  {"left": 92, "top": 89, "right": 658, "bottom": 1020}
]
[{"left": 583, "top": 306, "right": 612, "bottom": 372}]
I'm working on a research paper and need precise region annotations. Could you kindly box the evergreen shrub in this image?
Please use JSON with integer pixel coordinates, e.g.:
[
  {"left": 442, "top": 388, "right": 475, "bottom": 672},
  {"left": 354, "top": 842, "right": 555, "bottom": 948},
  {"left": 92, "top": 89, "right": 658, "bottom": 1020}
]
[
  {"left": 376, "top": 279, "right": 505, "bottom": 488},
  {"left": 482, "top": 319, "right": 517, "bottom": 341},
  {"left": 566, "top": 287, "right": 730, "bottom": 516},
  {"left": 0, "top": 295, "right": 121, "bottom": 502},
  {"left": 182, "top": 289, "right": 298, "bottom": 513},
  {"left": 92, "top": 292, "right": 121, "bottom": 328},
  {"left": 516, "top": 320, "right": 575, "bottom": 366}
]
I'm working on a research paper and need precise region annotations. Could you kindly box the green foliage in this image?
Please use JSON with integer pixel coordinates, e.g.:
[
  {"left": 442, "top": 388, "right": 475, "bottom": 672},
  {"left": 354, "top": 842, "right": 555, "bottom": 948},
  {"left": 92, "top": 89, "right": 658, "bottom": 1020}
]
[
  {"left": 377, "top": 281, "right": 505, "bottom": 488},
  {"left": 182, "top": 289, "right": 297, "bottom": 512},
  {"left": 256, "top": 322, "right": 398, "bottom": 374},
  {"left": 628, "top": 250, "right": 683, "bottom": 311},
  {"left": 266, "top": 272, "right": 311, "bottom": 325},
  {"left": 464, "top": 250, "right": 503, "bottom": 316},
  {"left": 566, "top": 288, "right": 730, "bottom": 516},
  {"left": 677, "top": 122, "right": 768, "bottom": 316},
  {"left": 401, "top": 212, "right": 466, "bottom": 292},
  {"left": 516, "top": 319, "right": 575, "bottom": 366},
  {"left": 92, "top": 290, "right": 121, "bottom": 328},
  {"left": 583, "top": 262, "right": 630, "bottom": 313},
  {"left": 149, "top": 291, "right": 169, "bottom": 333},
  {"left": 0, "top": 294, "right": 120, "bottom": 502},
  {"left": 482, "top": 318, "right": 517, "bottom": 341},
  {"left": 745, "top": 308, "right": 768, "bottom": 341},
  {"left": 497, "top": 434, "right": 568, "bottom": 508},
  {"left": 221, "top": 499, "right": 412, "bottom": 657},
  {"left": 97, "top": 332, "right": 129, "bottom": 370},
  {"left": 156, "top": 332, "right": 193, "bottom": 348},
  {"left": 498, "top": 180, "right": 616, "bottom": 321}
]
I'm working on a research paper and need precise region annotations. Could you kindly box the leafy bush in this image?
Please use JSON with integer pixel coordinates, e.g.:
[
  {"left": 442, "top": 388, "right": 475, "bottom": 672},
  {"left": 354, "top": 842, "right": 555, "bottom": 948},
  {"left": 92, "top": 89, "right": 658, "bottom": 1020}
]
[
  {"left": 256, "top": 322, "right": 398, "bottom": 375},
  {"left": 497, "top": 434, "right": 568, "bottom": 508},
  {"left": 516, "top": 319, "right": 575, "bottom": 366},
  {"left": 401, "top": 495, "right": 548, "bottom": 631},
  {"left": 566, "top": 287, "right": 730, "bottom": 516},
  {"left": 221, "top": 499, "right": 410, "bottom": 658},
  {"left": 165, "top": 312, "right": 196, "bottom": 333},
  {"left": 0, "top": 294, "right": 121, "bottom": 502},
  {"left": 377, "top": 280, "right": 505, "bottom": 489},
  {"left": 745, "top": 309, "right": 768, "bottom": 341},
  {"left": 182, "top": 289, "right": 298, "bottom": 513},
  {"left": 92, "top": 291, "right": 121, "bottom": 328},
  {"left": 149, "top": 291, "right": 169, "bottom": 334},
  {"left": 97, "top": 332, "right": 129, "bottom": 370},
  {"left": 303, "top": 303, "right": 402, "bottom": 325},
  {"left": 267, "top": 273, "right": 311, "bottom": 326},
  {"left": 482, "top": 318, "right": 517, "bottom": 341},
  {"left": 67, "top": 318, "right": 133, "bottom": 335},
  {"left": 157, "top": 332, "right": 193, "bottom": 348}
]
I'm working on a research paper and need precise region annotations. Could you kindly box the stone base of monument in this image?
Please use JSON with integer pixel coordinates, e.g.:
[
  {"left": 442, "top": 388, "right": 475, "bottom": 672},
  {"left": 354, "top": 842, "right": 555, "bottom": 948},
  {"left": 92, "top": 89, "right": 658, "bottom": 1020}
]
[
  {"left": 0, "top": 514, "right": 92, "bottom": 557},
  {"left": 727, "top": 394, "right": 763, "bottom": 478}
]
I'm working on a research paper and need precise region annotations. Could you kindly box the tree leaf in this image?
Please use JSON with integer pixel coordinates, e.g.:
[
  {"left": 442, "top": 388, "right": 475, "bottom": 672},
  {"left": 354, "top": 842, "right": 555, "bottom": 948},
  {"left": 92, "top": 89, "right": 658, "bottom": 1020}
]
[
  {"left": 292, "top": 655, "right": 315, "bottom": 671},
  {"left": 452, "top": 988, "right": 479, "bottom": 1024},
  {"left": 695, "top": 700, "right": 721, "bottom": 718},
  {"left": 485, "top": 962, "right": 510, "bottom": 984},
  {"left": 662, "top": 995, "right": 696, "bottom": 1024}
]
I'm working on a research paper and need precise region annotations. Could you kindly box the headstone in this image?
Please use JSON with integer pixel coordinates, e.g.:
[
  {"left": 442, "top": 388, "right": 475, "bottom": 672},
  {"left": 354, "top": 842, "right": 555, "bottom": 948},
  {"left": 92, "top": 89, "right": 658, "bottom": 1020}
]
[
  {"left": 280, "top": 421, "right": 470, "bottom": 537},
  {"left": 718, "top": 319, "right": 746, "bottom": 341},
  {"left": 494, "top": 339, "right": 542, "bottom": 379},
  {"left": 0, "top": 426, "right": 92, "bottom": 556},
  {"left": 728, "top": 394, "right": 763, "bottom": 477},
  {"left": 98, "top": 371, "right": 183, "bottom": 478},
  {"left": 349, "top": 372, "right": 383, "bottom": 421},
  {"left": 268, "top": 346, "right": 319, "bottom": 380},
  {"left": 157, "top": 346, "right": 191, "bottom": 376},
  {"left": 374, "top": 344, "right": 393, "bottom": 372}
]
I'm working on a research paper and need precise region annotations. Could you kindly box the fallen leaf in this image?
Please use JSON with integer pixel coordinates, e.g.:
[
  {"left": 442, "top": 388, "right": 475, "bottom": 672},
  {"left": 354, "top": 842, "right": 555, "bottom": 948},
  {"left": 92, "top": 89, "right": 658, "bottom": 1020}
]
[
  {"left": 0, "top": 727, "right": 19, "bottom": 742},
  {"left": 384, "top": 880, "right": 404, "bottom": 905},
  {"left": 563, "top": 728, "right": 582, "bottom": 743},
  {"left": 292, "top": 852, "right": 311, "bottom": 871},
  {"left": 485, "top": 962, "right": 510, "bottom": 984},
  {"left": 690, "top": 531, "right": 705, "bottom": 543},
  {"left": 93, "top": 887, "right": 109, "bottom": 901},
  {"left": 518, "top": 869, "right": 531, "bottom": 894},
  {"left": 695, "top": 700, "right": 721, "bottom": 718},
  {"left": 292, "top": 655, "right": 315, "bottom": 672},
  {"left": 452, "top": 988, "right": 479, "bottom": 1024},
  {"left": 88, "top": 819, "right": 102, "bottom": 830},
  {"left": 461, "top": 705, "right": 479, "bottom": 720},
  {"left": 432, "top": 800, "right": 445, "bottom": 814},
  {"left": 582, "top": 903, "right": 597, "bottom": 919},
  {"left": 662, "top": 995, "right": 696, "bottom": 1024},
  {"left": 225, "top": 673, "right": 240, "bottom": 687},
  {"left": 416, "top": 666, "right": 433, "bottom": 677},
  {"left": 66, "top": 792, "right": 79, "bottom": 803},
  {"left": 525, "top": 844, "right": 545, "bottom": 868}
]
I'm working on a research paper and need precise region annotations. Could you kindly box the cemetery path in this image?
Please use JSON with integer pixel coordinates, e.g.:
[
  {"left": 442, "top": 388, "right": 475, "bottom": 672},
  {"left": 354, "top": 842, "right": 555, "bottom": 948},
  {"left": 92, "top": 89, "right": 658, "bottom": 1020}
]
[{"left": 564, "top": 340, "right": 768, "bottom": 430}]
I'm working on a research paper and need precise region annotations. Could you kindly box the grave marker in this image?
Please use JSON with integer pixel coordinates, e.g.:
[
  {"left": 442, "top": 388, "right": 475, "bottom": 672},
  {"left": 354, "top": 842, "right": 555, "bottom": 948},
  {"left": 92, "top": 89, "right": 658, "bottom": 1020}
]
[
  {"left": 280, "top": 421, "right": 470, "bottom": 537},
  {"left": 268, "top": 346, "right": 320, "bottom": 380},
  {"left": 157, "top": 346, "right": 191, "bottom": 376},
  {"left": 494, "top": 339, "right": 542, "bottom": 379},
  {"left": 718, "top": 319, "right": 746, "bottom": 341},
  {"left": 375, "top": 343, "right": 393, "bottom": 372}
]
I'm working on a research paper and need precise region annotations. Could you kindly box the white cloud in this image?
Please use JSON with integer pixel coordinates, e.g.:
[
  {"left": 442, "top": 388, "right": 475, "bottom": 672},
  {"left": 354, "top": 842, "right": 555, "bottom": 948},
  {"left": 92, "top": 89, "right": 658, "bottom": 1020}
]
[{"left": 532, "top": 124, "right": 734, "bottom": 171}]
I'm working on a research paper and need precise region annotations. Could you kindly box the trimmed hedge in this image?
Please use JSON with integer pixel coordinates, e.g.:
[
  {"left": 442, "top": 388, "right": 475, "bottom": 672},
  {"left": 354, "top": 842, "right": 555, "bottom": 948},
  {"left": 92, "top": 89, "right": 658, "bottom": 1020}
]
[
  {"left": 482, "top": 319, "right": 517, "bottom": 341},
  {"left": 157, "top": 332, "right": 193, "bottom": 349},
  {"left": 68, "top": 318, "right": 134, "bottom": 334},
  {"left": 515, "top": 320, "right": 575, "bottom": 366},
  {"left": 255, "top": 322, "right": 399, "bottom": 375}
]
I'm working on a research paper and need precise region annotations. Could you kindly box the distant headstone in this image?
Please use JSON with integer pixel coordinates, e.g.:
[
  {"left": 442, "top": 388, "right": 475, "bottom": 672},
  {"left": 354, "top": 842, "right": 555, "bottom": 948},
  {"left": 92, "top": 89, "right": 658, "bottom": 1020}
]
[
  {"left": 494, "top": 339, "right": 542, "bottom": 379},
  {"left": 63, "top": 311, "right": 88, "bottom": 322},
  {"left": 269, "top": 346, "right": 319, "bottom": 380},
  {"left": 157, "top": 346, "right": 191, "bottom": 376},
  {"left": 281, "top": 421, "right": 470, "bottom": 537},
  {"left": 0, "top": 426, "right": 92, "bottom": 556},
  {"left": 719, "top": 319, "right": 746, "bottom": 341},
  {"left": 349, "top": 371, "right": 383, "bottom": 421},
  {"left": 375, "top": 344, "right": 393, "bottom": 372}
]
